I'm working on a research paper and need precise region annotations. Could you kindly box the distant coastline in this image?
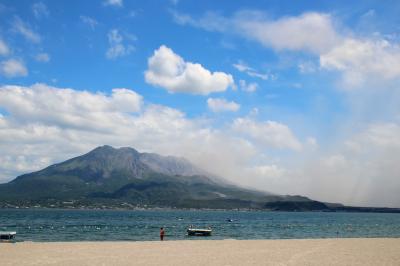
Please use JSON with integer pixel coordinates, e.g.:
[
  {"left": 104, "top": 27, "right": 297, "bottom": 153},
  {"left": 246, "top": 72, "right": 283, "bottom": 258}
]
[{"left": 1, "top": 204, "right": 400, "bottom": 213}]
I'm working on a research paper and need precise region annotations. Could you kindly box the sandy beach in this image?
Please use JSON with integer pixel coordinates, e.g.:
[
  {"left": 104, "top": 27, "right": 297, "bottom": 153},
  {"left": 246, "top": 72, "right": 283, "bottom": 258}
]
[{"left": 1, "top": 238, "right": 399, "bottom": 266}]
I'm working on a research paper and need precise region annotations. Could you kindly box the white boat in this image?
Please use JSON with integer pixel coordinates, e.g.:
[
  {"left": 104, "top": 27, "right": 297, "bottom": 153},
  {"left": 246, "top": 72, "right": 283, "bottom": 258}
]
[
  {"left": 0, "top": 231, "right": 16, "bottom": 242},
  {"left": 187, "top": 227, "right": 212, "bottom": 236}
]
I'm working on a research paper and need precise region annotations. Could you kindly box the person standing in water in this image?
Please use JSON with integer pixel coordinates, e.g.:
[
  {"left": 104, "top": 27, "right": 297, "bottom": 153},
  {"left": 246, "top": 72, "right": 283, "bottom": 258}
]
[{"left": 160, "top": 227, "right": 165, "bottom": 241}]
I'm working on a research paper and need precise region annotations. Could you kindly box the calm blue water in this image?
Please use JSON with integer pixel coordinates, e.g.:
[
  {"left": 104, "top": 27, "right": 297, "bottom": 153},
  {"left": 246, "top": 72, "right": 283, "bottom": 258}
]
[{"left": 0, "top": 209, "right": 399, "bottom": 242}]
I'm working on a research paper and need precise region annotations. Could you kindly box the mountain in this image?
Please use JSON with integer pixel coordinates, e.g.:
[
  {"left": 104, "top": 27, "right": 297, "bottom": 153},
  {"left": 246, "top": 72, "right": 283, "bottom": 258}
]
[
  {"left": 1, "top": 145, "right": 399, "bottom": 212},
  {"left": 0, "top": 145, "right": 308, "bottom": 209}
]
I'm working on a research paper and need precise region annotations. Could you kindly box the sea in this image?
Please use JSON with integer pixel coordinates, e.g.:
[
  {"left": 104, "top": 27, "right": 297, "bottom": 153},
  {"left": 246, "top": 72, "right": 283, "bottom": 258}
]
[{"left": 1, "top": 209, "right": 399, "bottom": 242}]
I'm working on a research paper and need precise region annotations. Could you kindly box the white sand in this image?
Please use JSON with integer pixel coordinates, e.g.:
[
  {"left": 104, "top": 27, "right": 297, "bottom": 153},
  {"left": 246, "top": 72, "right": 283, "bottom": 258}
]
[{"left": 1, "top": 238, "right": 400, "bottom": 266}]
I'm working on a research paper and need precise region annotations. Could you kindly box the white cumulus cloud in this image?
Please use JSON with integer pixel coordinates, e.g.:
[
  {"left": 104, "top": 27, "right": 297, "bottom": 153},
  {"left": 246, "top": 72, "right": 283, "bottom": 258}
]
[
  {"left": 232, "top": 117, "right": 302, "bottom": 151},
  {"left": 174, "top": 10, "right": 339, "bottom": 54},
  {"left": 0, "top": 59, "right": 28, "bottom": 78},
  {"left": 0, "top": 84, "right": 142, "bottom": 131},
  {"left": 235, "top": 11, "right": 339, "bottom": 53},
  {"left": 320, "top": 38, "right": 400, "bottom": 88},
  {"left": 207, "top": 98, "right": 240, "bottom": 112},
  {"left": 145, "top": 45, "right": 234, "bottom": 95}
]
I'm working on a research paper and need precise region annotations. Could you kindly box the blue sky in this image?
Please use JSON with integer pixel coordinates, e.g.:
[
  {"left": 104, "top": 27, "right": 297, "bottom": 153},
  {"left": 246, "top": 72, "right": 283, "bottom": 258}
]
[{"left": 1, "top": 0, "right": 400, "bottom": 207}]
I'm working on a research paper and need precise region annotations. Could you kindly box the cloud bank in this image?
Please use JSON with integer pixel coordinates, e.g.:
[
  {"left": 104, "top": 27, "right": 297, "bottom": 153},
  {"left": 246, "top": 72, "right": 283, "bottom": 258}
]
[
  {"left": 173, "top": 10, "right": 400, "bottom": 89},
  {"left": 1, "top": 83, "right": 400, "bottom": 207}
]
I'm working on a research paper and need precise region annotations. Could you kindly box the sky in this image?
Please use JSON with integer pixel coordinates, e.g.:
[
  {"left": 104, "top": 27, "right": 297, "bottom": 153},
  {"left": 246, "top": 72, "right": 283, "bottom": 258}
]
[{"left": 1, "top": 0, "right": 400, "bottom": 207}]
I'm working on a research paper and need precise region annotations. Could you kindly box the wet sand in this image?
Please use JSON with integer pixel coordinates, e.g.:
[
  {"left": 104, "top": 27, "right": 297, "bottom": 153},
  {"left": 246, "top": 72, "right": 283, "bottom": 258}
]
[{"left": 1, "top": 238, "right": 400, "bottom": 266}]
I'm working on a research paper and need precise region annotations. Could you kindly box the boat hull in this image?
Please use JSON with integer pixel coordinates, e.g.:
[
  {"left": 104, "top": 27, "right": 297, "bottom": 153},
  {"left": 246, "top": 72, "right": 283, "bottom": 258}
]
[
  {"left": 0, "top": 231, "right": 16, "bottom": 242},
  {"left": 187, "top": 229, "right": 212, "bottom": 236}
]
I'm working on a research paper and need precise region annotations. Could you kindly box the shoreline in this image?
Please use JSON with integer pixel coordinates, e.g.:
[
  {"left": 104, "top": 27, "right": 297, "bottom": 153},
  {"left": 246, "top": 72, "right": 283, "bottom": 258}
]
[
  {"left": 2, "top": 238, "right": 400, "bottom": 265},
  {"left": 7, "top": 236, "right": 400, "bottom": 243},
  {"left": 1, "top": 207, "right": 400, "bottom": 214}
]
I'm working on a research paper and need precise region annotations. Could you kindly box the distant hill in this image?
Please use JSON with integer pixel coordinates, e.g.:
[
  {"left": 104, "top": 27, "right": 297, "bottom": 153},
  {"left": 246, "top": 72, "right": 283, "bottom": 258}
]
[{"left": 0, "top": 145, "right": 399, "bottom": 212}]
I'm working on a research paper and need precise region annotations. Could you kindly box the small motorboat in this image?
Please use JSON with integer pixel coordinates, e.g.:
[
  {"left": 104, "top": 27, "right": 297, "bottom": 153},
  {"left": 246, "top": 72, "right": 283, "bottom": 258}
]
[
  {"left": 187, "top": 227, "right": 212, "bottom": 236},
  {"left": 0, "top": 231, "right": 16, "bottom": 242}
]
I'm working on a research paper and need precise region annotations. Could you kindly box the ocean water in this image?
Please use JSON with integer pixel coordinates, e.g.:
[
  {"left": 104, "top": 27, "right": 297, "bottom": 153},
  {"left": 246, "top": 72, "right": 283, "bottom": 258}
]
[{"left": 0, "top": 209, "right": 399, "bottom": 242}]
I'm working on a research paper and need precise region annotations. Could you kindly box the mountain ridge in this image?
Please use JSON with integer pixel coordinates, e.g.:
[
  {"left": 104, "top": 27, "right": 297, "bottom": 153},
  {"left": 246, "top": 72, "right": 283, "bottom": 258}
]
[{"left": 1, "top": 145, "right": 399, "bottom": 212}]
